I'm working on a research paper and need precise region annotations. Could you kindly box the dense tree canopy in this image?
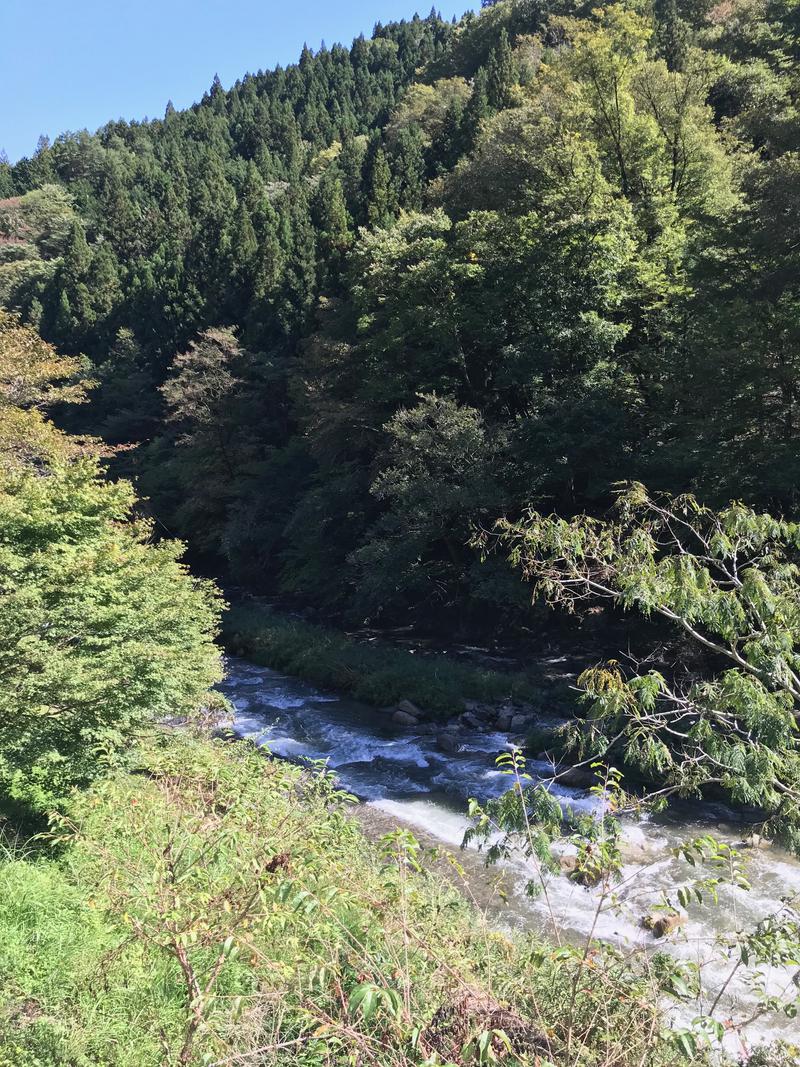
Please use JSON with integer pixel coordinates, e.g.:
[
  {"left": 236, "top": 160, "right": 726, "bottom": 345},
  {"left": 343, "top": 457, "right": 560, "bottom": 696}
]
[{"left": 1, "top": 0, "right": 798, "bottom": 631}]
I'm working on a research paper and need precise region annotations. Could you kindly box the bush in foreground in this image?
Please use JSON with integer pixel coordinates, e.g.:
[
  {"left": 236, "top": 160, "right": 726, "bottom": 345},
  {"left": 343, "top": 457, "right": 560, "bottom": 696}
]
[{"left": 492, "top": 484, "right": 800, "bottom": 850}]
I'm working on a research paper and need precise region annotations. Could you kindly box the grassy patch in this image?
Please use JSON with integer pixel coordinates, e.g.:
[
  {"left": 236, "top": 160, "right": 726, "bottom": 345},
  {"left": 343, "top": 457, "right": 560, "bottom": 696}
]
[
  {"left": 222, "top": 601, "right": 566, "bottom": 718},
  {"left": 0, "top": 732, "right": 678, "bottom": 1066}
]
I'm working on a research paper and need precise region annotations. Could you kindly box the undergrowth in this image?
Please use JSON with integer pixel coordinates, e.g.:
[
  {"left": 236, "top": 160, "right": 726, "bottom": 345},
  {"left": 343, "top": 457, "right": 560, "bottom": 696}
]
[{"left": 0, "top": 731, "right": 685, "bottom": 1067}]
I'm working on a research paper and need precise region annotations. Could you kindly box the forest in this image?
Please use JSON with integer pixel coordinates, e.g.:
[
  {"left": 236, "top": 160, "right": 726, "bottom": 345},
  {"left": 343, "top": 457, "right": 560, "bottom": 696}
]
[
  {"left": 3, "top": 0, "right": 800, "bottom": 1061},
  {"left": 3, "top": 0, "right": 798, "bottom": 632}
]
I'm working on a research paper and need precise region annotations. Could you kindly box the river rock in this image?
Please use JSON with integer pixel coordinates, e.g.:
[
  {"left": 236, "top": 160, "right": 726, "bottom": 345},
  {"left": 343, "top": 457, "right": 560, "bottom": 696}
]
[
  {"left": 510, "top": 714, "right": 533, "bottom": 731},
  {"left": 392, "top": 708, "right": 419, "bottom": 726},
  {"left": 396, "top": 699, "right": 424, "bottom": 719},
  {"left": 559, "top": 855, "right": 579, "bottom": 876},
  {"left": 643, "top": 910, "right": 685, "bottom": 938},
  {"left": 741, "top": 832, "right": 772, "bottom": 850},
  {"left": 436, "top": 731, "right": 461, "bottom": 755},
  {"left": 461, "top": 711, "right": 482, "bottom": 729},
  {"left": 558, "top": 854, "right": 601, "bottom": 887},
  {"left": 413, "top": 721, "right": 437, "bottom": 736},
  {"left": 553, "top": 764, "right": 597, "bottom": 788},
  {"left": 464, "top": 702, "right": 495, "bottom": 720},
  {"left": 496, "top": 711, "right": 513, "bottom": 731}
]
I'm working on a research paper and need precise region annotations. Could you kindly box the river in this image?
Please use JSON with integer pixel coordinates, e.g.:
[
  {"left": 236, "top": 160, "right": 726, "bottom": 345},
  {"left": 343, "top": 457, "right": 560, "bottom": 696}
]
[{"left": 221, "top": 656, "right": 800, "bottom": 1057}]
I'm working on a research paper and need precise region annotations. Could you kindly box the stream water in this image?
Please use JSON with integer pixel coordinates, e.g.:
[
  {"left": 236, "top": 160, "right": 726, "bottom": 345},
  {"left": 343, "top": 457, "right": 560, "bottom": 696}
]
[{"left": 221, "top": 657, "right": 800, "bottom": 1057}]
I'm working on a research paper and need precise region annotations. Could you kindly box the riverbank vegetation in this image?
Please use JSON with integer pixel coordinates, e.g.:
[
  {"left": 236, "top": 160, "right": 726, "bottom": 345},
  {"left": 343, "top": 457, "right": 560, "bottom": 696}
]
[
  {"left": 0, "top": 314, "right": 798, "bottom": 1064},
  {"left": 0, "top": 312, "right": 224, "bottom": 817},
  {"left": 0, "top": 732, "right": 669, "bottom": 1066},
  {"left": 3, "top": 0, "right": 800, "bottom": 1059},
  {"left": 224, "top": 600, "right": 560, "bottom": 716},
  {"left": 3, "top": 729, "right": 796, "bottom": 1067},
  {"left": 492, "top": 484, "right": 800, "bottom": 851}
]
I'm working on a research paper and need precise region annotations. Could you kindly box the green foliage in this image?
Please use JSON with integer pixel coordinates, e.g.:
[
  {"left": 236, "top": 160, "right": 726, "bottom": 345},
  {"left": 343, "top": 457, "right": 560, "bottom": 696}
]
[
  {"left": 0, "top": 733, "right": 689, "bottom": 1066},
  {"left": 351, "top": 393, "right": 502, "bottom": 618},
  {"left": 495, "top": 484, "right": 800, "bottom": 848},
  {"left": 0, "top": 461, "right": 224, "bottom": 811},
  {"left": 3, "top": 0, "right": 800, "bottom": 637},
  {"left": 0, "top": 315, "right": 224, "bottom": 813},
  {"left": 5, "top": 4, "right": 800, "bottom": 1059}
]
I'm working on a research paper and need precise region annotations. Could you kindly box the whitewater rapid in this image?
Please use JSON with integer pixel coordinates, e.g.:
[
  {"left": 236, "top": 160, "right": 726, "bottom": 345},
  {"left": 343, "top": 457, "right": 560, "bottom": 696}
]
[{"left": 221, "top": 657, "right": 800, "bottom": 1056}]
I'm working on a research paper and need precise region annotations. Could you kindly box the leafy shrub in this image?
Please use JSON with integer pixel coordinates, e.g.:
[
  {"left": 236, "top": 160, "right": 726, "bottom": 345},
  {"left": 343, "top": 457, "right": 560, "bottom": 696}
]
[
  {"left": 0, "top": 734, "right": 682, "bottom": 1066},
  {"left": 0, "top": 314, "right": 225, "bottom": 812},
  {"left": 494, "top": 484, "right": 800, "bottom": 849}
]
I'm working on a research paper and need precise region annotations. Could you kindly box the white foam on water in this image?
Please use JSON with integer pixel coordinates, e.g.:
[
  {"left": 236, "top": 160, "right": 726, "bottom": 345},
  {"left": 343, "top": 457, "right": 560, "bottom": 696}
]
[
  {"left": 326, "top": 735, "right": 431, "bottom": 770},
  {"left": 264, "top": 735, "right": 321, "bottom": 758},
  {"left": 371, "top": 797, "right": 472, "bottom": 848},
  {"left": 457, "top": 732, "right": 514, "bottom": 754},
  {"left": 230, "top": 713, "right": 274, "bottom": 739}
]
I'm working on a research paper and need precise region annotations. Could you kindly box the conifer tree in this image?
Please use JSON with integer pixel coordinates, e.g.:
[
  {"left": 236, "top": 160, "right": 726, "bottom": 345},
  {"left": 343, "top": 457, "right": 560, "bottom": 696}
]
[
  {"left": 0, "top": 150, "right": 13, "bottom": 198},
  {"left": 393, "top": 128, "right": 426, "bottom": 208},
  {"left": 436, "top": 96, "right": 467, "bottom": 172},
  {"left": 654, "top": 0, "right": 691, "bottom": 70},
  {"left": 314, "top": 170, "right": 353, "bottom": 277},
  {"left": 51, "top": 219, "right": 94, "bottom": 348},
  {"left": 338, "top": 134, "right": 368, "bottom": 222},
  {"left": 486, "top": 28, "right": 516, "bottom": 110},
  {"left": 462, "top": 67, "right": 490, "bottom": 144},
  {"left": 367, "top": 146, "right": 396, "bottom": 228}
]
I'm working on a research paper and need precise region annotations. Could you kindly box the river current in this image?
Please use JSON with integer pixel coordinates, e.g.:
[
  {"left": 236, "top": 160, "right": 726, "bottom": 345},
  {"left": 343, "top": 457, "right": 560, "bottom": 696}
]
[{"left": 221, "top": 656, "right": 800, "bottom": 1057}]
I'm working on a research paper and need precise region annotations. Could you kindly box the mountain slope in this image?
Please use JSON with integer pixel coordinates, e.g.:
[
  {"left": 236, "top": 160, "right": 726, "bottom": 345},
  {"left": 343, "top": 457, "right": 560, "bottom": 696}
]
[{"left": 2, "top": 0, "right": 799, "bottom": 631}]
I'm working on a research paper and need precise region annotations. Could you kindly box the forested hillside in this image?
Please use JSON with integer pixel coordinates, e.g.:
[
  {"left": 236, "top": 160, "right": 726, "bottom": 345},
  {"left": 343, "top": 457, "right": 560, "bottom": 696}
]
[{"left": 2, "top": 0, "right": 799, "bottom": 631}]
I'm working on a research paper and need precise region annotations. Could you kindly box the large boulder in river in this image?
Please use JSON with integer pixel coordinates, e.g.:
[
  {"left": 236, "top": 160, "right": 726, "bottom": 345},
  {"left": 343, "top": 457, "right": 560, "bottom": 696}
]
[
  {"left": 510, "top": 714, "right": 533, "bottom": 731},
  {"left": 396, "top": 698, "right": 425, "bottom": 718},
  {"left": 741, "top": 832, "right": 772, "bottom": 850},
  {"left": 552, "top": 764, "right": 597, "bottom": 788},
  {"left": 392, "top": 708, "right": 419, "bottom": 726},
  {"left": 436, "top": 731, "right": 461, "bottom": 755}
]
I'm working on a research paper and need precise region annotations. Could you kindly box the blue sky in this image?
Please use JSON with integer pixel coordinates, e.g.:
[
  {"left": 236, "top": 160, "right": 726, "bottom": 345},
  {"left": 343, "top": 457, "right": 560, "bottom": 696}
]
[{"left": 1, "top": 0, "right": 472, "bottom": 163}]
